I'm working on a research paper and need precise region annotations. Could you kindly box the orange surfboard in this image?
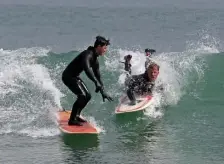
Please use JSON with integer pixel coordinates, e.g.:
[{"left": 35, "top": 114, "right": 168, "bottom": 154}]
[{"left": 57, "top": 110, "right": 99, "bottom": 134}]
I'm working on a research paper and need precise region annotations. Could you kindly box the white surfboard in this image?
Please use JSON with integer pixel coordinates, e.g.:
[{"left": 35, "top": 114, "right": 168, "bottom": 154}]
[{"left": 115, "top": 95, "right": 153, "bottom": 114}]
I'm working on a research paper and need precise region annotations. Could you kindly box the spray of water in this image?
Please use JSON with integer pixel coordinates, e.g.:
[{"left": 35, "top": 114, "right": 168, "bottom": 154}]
[{"left": 0, "top": 48, "right": 63, "bottom": 138}]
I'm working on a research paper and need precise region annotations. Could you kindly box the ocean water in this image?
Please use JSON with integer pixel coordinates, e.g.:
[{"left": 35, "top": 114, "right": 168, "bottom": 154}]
[{"left": 0, "top": 2, "right": 224, "bottom": 164}]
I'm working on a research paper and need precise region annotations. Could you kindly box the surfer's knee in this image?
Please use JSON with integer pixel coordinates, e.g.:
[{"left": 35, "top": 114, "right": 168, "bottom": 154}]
[
  {"left": 127, "top": 88, "right": 133, "bottom": 94},
  {"left": 77, "top": 94, "right": 86, "bottom": 103},
  {"left": 127, "top": 88, "right": 135, "bottom": 100},
  {"left": 77, "top": 93, "right": 91, "bottom": 103}
]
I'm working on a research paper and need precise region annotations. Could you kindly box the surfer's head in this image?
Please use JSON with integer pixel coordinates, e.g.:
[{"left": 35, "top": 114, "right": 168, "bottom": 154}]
[
  {"left": 147, "top": 62, "right": 159, "bottom": 81},
  {"left": 94, "top": 36, "right": 110, "bottom": 56},
  {"left": 124, "top": 54, "right": 132, "bottom": 61},
  {"left": 145, "top": 48, "right": 156, "bottom": 57}
]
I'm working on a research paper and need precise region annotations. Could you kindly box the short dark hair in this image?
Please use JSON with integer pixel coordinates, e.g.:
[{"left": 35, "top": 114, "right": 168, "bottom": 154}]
[
  {"left": 127, "top": 54, "right": 132, "bottom": 59},
  {"left": 124, "top": 54, "right": 132, "bottom": 60},
  {"left": 94, "top": 36, "right": 110, "bottom": 48}
]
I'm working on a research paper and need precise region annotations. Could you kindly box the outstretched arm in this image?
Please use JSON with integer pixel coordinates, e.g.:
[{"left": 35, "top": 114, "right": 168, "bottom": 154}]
[
  {"left": 83, "top": 54, "right": 98, "bottom": 85},
  {"left": 92, "top": 60, "right": 103, "bottom": 86}
]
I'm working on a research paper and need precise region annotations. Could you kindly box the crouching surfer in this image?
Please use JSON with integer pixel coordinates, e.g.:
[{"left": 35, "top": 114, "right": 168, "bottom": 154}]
[
  {"left": 62, "top": 36, "right": 113, "bottom": 126},
  {"left": 125, "top": 62, "right": 162, "bottom": 105}
]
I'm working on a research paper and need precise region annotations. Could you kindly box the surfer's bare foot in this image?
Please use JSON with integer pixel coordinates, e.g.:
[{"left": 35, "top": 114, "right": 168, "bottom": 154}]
[
  {"left": 77, "top": 116, "right": 87, "bottom": 123},
  {"left": 68, "top": 119, "right": 83, "bottom": 126}
]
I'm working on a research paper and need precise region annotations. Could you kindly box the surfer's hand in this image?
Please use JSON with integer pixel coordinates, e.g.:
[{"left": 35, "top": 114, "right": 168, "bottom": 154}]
[
  {"left": 95, "top": 83, "right": 103, "bottom": 93},
  {"left": 100, "top": 90, "right": 113, "bottom": 102},
  {"left": 102, "top": 94, "right": 113, "bottom": 102}
]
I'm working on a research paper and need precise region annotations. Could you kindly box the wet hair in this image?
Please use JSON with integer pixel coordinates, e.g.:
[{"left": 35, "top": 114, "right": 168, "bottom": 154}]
[
  {"left": 145, "top": 48, "right": 156, "bottom": 53},
  {"left": 94, "top": 36, "right": 110, "bottom": 48},
  {"left": 147, "top": 62, "right": 160, "bottom": 71}
]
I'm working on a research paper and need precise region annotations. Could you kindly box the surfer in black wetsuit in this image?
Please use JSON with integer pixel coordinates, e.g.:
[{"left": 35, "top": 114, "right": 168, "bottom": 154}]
[
  {"left": 126, "top": 62, "right": 160, "bottom": 105},
  {"left": 120, "top": 54, "right": 132, "bottom": 75},
  {"left": 62, "top": 36, "right": 113, "bottom": 126}
]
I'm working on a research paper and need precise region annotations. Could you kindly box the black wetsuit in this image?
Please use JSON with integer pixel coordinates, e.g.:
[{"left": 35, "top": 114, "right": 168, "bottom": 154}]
[
  {"left": 124, "top": 60, "right": 132, "bottom": 75},
  {"left": 62, "top": 46, "right": 103, "bottom": 124},
  {"left": 121, "top": 57, "right": 132, "bottom": 75},
  {"left": 126, "top": 72, "right": 155, "bottom": 103}
]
